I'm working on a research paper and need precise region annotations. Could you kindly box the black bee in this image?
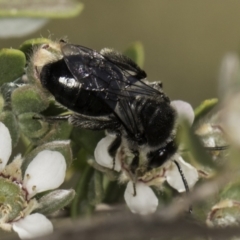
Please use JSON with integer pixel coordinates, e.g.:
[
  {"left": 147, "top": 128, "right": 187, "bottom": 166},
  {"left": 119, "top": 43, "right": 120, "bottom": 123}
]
[{"left": 33, "top": 41, "right": 189, "bottom": 192}]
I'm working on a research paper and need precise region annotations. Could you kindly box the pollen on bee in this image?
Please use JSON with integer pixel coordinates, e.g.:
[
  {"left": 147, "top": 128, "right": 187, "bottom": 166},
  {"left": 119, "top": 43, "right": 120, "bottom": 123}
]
[{"left": 32, "top": 42, "right": 63, "bottom": 70}]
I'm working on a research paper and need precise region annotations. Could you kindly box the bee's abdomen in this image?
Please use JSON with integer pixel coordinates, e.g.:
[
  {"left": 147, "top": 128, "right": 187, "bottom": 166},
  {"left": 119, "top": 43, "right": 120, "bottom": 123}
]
[{"left": 40, "top": 59, "right": 112, "bottom": 116}]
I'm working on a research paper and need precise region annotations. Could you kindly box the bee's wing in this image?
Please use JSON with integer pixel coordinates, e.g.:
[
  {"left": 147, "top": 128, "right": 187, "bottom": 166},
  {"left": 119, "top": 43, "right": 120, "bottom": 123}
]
[{"left": 61, "top": 44, "right": 161, "bottom": 137}]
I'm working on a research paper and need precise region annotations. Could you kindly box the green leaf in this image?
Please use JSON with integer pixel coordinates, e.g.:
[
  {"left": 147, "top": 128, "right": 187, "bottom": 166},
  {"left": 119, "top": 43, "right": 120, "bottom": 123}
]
[
  {"left": 0, "top": 0, "right": 84, "bottom": 18},
  {"left": 45, "top": 121, "right": 73, "bottom": 142},
  {"left": 0, "top": 48, "right": 26, "bottom": 85},
  {"left": 18, "top": 112, "right": 49, "bottom": 139},
  {"left": 11, "top": 85, "right": 49, "bottom": 115},
  {"left": 194, "top": 99, "right": 218, "bottom": 123},
  {"left": 35, "top": 189, "right": 75, "bottom": 215},
  {"left": 124, "top": 41, "right": 144, "bottom": 68}
]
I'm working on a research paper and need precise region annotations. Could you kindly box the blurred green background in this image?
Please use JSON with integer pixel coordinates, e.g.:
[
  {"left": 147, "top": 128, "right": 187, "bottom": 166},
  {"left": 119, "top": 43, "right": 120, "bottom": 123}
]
[{"left": 1, "top": 0, "right": 240, "bottom": 107}]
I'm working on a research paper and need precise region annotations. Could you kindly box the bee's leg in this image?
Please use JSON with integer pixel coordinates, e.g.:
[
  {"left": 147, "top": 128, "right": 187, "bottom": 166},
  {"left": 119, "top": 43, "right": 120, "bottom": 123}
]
[
  {"left": 130, "top": 151, "right": 139, "bottom": 174},
  {"left": 107, "top": 134, "right": 122, "bottom": 170},
  {"left": 130, "top": 152, "right": 139, "bottom": 196},
  {"left": 34, "top": 113, "right": 120, "bottom": 130},
  {"left": 70, "top": 114, "right": 120, "bottom": 131},
  {"left": 174, "top": 160, "right": 192, "bottom": 213},
  {"left": 32, "top": 114, "right": 71, "bottom": 122}
]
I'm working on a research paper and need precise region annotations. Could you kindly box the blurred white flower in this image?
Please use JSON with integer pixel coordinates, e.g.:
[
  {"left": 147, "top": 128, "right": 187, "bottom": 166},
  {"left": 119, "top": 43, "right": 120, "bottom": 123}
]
[
  {"left": 0, "top": 122, "right": 66, "bottom": 239},
  {"left": 171, "top": 100, "right": 195, "bottom": 125},
  {"left": 124, "top": 181, "right": 158, "bottom": 215},
  {"left": 94, "top": 100, "right": 198, "bottom": 215}
]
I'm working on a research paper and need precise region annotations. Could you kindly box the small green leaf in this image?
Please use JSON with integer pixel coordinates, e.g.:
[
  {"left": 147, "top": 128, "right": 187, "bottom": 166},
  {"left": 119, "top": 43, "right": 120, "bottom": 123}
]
[
  {"left": 47, "top": 121, "right": 73, "bottom": 142},
  {"left": 0, "top": 0, "right": 84, "bottom": 18},
  {"left": 35, "top": 189, "right": 75, "bottom": 215},
  {"left": 124, "top": 42, "right": 144, "bottom": 68},
  {"left": 18, "top": 112, "right": 49, "bottom": 139},
  {"left": 0, "top": 48, "right": 26, "bottom": 85},
  {"left": 11, "top": 85, "right": 49, "bottom": 115},
  {"left": 194, "top": 99, "right": 218, "bottom": 123}
]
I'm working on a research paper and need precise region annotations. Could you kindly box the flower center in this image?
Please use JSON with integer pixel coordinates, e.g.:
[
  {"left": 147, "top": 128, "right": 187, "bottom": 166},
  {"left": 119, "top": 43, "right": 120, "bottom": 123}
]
[{"left": 0, "top": 177, "right": 26, "bottom": 223}]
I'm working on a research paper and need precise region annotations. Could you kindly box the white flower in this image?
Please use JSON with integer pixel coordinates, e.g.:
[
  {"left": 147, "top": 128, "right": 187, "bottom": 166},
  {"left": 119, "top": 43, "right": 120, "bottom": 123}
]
[
  {"left": 124, "top": 181, "right": 158, "bottom": 215},
  {"left": 12, "top": 214, "right": 53, "bottom": 240},
  {"left": 171, "top": 100, "right": 195, "bottom": 125},
  {"left": 94, "top": 134, "right": 121, "bottom": 172},
  {"left": 0, "top": 122, "right": 67, "bottom": 239},
  {"left": 165, "top": 155, "right": 198, "bottom": 192},
  {"left": 94, "top": 100, "right": 198, "bottom": 215}
]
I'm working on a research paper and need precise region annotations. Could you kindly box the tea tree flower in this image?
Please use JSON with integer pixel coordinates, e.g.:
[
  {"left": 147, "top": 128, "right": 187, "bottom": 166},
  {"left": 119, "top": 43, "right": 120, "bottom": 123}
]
[
  {"left": 124, "top": 181, "right": 158, "bottom": 215},
  {"left": 0, "top": 122, "right": 70, "bottom": 239},
  {"left": 94, "top": 100, "right": 198, "bottom": 215}
]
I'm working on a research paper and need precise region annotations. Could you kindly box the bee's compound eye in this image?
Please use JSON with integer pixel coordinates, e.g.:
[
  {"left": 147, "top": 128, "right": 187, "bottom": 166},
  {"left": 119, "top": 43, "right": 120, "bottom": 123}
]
[
  {"left": 147, "top": 141, "right": 177, "bottom": 169},
  {"left": 159, "top": 150, "right": 166, "bottom": 157}
]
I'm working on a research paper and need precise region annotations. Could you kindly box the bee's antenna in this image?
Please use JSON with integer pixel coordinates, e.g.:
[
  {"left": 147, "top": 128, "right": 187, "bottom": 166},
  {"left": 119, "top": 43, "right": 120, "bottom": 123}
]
[
  {"left": 173, "top": 160, "right": 192, "bottom": 213},
  {"left": 173, "top": 160, "right": 189, "bottom": 192}
]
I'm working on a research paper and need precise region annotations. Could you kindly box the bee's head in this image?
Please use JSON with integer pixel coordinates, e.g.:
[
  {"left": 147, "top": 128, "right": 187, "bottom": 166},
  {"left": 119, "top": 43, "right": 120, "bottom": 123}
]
[
  {"left": 146, "top": 140, "right": 177, "bottom": 170},
  {"left": 128, "top": 140, "right": 177, "bottom": 181}
]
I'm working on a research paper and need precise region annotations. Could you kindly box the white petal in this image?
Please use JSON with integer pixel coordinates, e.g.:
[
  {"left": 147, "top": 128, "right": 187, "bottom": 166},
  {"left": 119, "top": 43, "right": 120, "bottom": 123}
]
[
  {"left": 166, "top": 156, "right": 198, "bottom": 192},
  {"left": 94, "top": 135, "right": 121, "bottom": 171},
  {"left": 12, "top": 213, "right": 53, "bottom": 239},
  {"left": 23, "top": 150, "right": 66, "bottom": 198},
  {"left": 0, "top": 122, "right": 12, "bottom": 171},
  {"left": 124, "top": 181, "right": 158, "bottom": 215},
  {"left": 171, "top": 100, "right": 194, "bottom": 125}
]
